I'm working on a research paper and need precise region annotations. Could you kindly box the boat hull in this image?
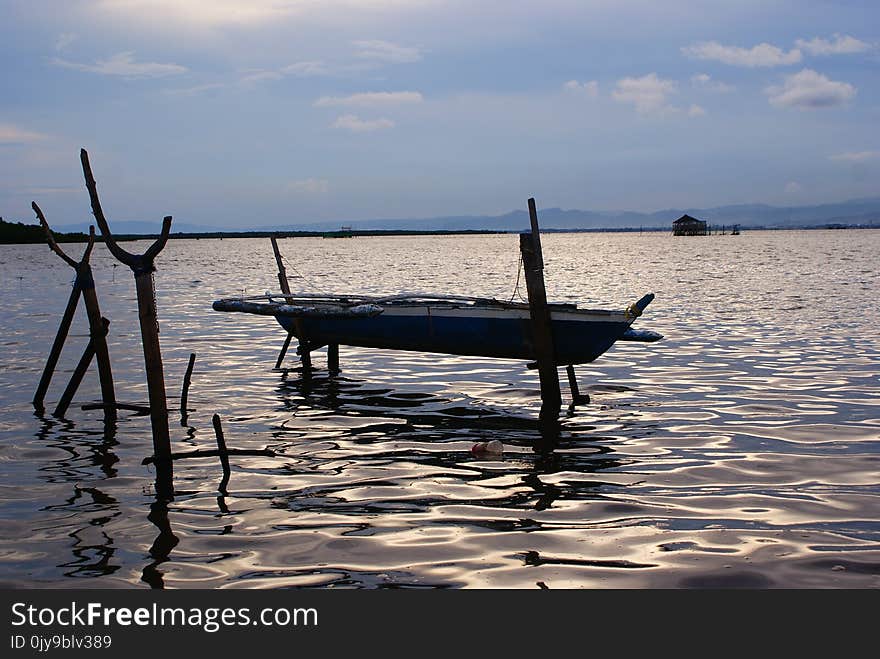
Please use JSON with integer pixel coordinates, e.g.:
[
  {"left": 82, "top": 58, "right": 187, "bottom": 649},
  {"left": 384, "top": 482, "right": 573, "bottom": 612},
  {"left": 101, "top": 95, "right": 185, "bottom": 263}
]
[{"left": 275, "top": 304, "right": 633, "bottom": 365}]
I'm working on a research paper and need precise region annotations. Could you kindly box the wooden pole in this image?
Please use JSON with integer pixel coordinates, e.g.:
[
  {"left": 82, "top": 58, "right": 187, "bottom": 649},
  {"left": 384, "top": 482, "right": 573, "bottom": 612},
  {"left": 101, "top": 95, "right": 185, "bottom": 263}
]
[
  {"left": 134, "top": 268, "right": 173, "bottom": 478},
  {"left": 565, "top": 364, "right": 589, "bottom": 407},
  {"left": 33, "top": 278, "right": 82, "bottom": 410},
  {"left": 270, "top": 235, "right": 311, "bottom": 370},
  {"left": 211, "top": 413, "right": 231, "bottom": 479},
  {"left": 179, "top": 352, "right": 196, "bottom": 425},
  {"left": 81, "top": 148, "right": 174, "bottom": 493},
  {"left": 327, "top": 343, "right": 340, "bottom": 375},
  {"left": 270, "top": 236, "right": 291, "bottom": 296},
  {"left": 77, "top": 256, "right": 117, "bottom": 419},
  {"left": 275, "top": 332, "right": 293, "bottom": 369},
  {"left": 520, "top": 198, "right": 561, "bottom": 423},
  {"left": 54, "top": 317, "right": 109, "bottom": 417}
]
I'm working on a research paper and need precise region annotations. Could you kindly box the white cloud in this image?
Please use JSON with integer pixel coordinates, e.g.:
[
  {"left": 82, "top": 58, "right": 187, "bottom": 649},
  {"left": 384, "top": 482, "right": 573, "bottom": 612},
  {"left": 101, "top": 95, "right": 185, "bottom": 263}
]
[
  {"left": 282, "top": 61, "right": 331, "bottom": 77},
  {"left": 55, "top": 33, "right": 77, "bottom": 52},
  {"left": 563, "top": 80, "right": 598, "bottom": 96},
  {"left": 796, "top": 34, "right": 871, "bottom": 56},
  {"left": 785, "top": 181, "right": 803, "bottom": 194},
  {"left": 53, "top": 51, "right": 187, "bottom": 77},
  {"left": 687, "top": 104, "right": 706, "bottom": 117},
  {"left": 162, "top": 82, "right": 227, "bottom": 96},
  {"left": 682, "top": 41, "right": 802, "bottom": 67},
  {"left": 766, "top": 68, "right": 856, "bottom": 109},
  {"left": 0, "top": 123, "right": 48, "bottom": 144},
  {"left": 353, "top": 39, "right": 422, "bottom": 63},
  {"left": 611, "top": 73, "right": 676, "bottom": 114},
  {"left": 829, "top": 151, "right": 879, "bottom": 163},
  {"left": 691, "top": 73, "right": 734, "bottom": 93},
  {"left": 331, "top": 114, "right": 395, "bottom": 132},
  {"left": 287, "top": 178, "right": 329, "bottom": 193},
  {"left": 240, "top": 70, "right": 284, "bottom": 84},
  {"left": 315, "top": 91, "right": 423, "bottom": 107}
]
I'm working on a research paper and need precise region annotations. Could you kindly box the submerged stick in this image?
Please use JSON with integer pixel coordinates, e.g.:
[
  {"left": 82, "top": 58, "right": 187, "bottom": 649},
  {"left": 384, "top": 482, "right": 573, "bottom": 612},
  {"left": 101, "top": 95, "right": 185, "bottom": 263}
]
[
  {"left": 179, "top": 352, "right": 196, "bottom": 425},
  {"left": 212, "top": 413, "right": 231, "bottom": 477}
]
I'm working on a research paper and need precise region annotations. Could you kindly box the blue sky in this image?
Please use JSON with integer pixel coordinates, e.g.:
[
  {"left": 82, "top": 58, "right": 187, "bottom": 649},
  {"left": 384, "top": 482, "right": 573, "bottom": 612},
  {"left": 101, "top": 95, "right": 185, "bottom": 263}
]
[{"left": 1, "top": 0, "right": 878, "bottom": 229}]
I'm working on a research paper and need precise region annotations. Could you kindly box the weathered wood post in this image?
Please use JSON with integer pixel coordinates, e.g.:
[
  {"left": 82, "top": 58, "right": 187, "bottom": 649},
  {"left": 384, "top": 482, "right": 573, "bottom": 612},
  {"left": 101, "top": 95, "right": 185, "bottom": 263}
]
[
  {"left": 212, "top": 413, "right": 231, "bottom": 494},
  {"left": 270, "top": 235, "right": 312, "bottom": 371},
  {"left": 80, "top": 148, "right": 174, "bottom": 491},
  {"left": 179, "top": 352, "right": 196, "bottom": 426},
  {"left": 520, "top": 198, "right": 561, "bottom": 423},
  {"left": 32, "top": 203, "right": 116, "bottom": 418}
]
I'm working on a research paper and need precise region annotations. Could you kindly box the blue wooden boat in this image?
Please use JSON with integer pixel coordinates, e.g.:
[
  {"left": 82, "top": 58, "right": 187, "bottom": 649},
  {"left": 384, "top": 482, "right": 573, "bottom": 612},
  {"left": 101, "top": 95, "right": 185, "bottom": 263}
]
[{"left": 212, "top": 292, "right": 661, "bottom": 365}]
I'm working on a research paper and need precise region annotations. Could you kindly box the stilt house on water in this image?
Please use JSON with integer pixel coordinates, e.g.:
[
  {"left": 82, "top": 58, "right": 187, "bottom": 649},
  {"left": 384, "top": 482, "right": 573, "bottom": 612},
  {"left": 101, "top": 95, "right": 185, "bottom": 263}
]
[{"left": 672, "top": 214, "right": 708, "bottom": 236}]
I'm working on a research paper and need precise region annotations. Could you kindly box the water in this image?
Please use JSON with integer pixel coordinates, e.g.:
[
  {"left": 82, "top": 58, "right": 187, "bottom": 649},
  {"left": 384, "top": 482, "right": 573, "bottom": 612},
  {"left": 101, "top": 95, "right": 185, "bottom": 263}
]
[{"left": 0, "top": 230, "right": 877, "bottom": 588}]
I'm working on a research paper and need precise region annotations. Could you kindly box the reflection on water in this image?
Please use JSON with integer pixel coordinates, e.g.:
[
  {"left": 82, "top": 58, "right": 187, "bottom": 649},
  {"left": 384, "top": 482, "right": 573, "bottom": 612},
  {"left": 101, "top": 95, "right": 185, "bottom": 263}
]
[{"left": 0, "top": 230, "right": 878, "bottom": 588}]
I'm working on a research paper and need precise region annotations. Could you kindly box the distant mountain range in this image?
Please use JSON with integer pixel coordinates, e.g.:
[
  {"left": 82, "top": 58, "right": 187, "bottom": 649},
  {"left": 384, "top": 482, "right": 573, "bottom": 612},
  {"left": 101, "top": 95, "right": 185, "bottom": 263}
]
[{"left": 45, "top": 197, "right": 880, "bottom": 235}]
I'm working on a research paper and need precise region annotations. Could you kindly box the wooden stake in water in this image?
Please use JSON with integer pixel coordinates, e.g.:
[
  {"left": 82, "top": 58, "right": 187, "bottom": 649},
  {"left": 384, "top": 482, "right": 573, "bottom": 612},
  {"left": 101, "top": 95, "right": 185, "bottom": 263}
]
[
  {"left": 520, "top": 198, "right": 561, "bottom": 423},
  {"left": 32, "top": 203, "right": 116, "bottom": 418},
  {"left": 81, "top": 148, "right": 174, "bottom": 492},
  {"left": 270, "top": 235, "right": 311, "bottom": 371},
  {"left": 179, "top": 352, "right": 196, "bottom": 426}
]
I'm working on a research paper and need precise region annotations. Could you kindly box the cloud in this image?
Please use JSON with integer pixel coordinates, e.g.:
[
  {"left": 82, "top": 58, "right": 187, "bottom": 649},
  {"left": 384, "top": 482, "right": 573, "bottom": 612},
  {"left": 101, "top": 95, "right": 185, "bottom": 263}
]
[
  {"left": 162, "top": 82, "right": 227, "bottom": 96},
  {"left": 0, "top": 123, "right": 49, "bottom": 144},
  {"left": 563, "top": 80, "right": 598, "bottom": 96},
  {"left": 239, "top": 70, "right": 284, "bottom": 84},
  {"left": 682, "top": 41, "right": 802, "bottom": 67},
  {"left": 55, "top": 33, "right": 77, "bottom": 52},
  {"left": 691, "top": 73, "right": 734, "bottom": 93},
  {"left": 287, "top": 178, "right": 329, "bottom": 193},
  {"left": 331, "top": 114, "right": 394, "bottom": 132},
  {"left": 796, "top": 34, "right": 871, "bottom": 56},
  {"left": 766, "top": 68, "right": 856, "bottom": 109},
  {"left": 785, "top": 181, "right": 802, "bottom": 194},
  {"left": 353, "top": 40, "right": 422, "bottom": 63},
  {"left": 52, "top": 51, "right": 187, "bottom": 77},
  {"left": 687, "top": 104, "right": 706, "bottom": 117},
  {"left": 611, "top": 73, "right": 676, "bottom": 114},
  {"left": 282, "top": 61, "right": 331, "bottom": 77},
  {"left": 315, "top": 91, "right": 424, "bottom": 107},
  {"left": 829, "top": 150, "right": 879, "bottom": 163}
]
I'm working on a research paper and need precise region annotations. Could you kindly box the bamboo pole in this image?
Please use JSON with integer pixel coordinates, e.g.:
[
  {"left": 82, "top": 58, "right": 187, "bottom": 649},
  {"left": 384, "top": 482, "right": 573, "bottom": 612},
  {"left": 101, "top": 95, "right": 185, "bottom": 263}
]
[{"left": 520, "top": 198, "right": 561, "bottom": 423}]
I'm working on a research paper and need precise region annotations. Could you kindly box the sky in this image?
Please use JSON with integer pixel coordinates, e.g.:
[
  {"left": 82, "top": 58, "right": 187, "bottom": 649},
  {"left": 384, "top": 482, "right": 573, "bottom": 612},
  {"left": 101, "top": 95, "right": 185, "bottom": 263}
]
[{"left": 1, "top": 0, "right": 878, "bottom": 229}]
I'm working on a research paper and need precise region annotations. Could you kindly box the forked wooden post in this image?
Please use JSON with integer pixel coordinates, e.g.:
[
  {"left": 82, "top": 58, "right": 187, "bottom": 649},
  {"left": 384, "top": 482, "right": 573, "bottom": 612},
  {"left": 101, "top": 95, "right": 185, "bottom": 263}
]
[
  {"left": 32, "top": 203, "right": 116, "bottom": 418},
  {"left": 520, "top": 198, "right": 561, "bottom": 423},
  {"left": 81, "top": 148, "right": 174, "bottom": 491}
]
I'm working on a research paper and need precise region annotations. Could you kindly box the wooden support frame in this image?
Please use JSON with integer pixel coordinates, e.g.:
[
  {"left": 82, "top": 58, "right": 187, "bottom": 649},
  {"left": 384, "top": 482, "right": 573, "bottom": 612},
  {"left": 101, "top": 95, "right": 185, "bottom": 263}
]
[{"left": 32, "top": 202, "right": 116, "bottom": 419}]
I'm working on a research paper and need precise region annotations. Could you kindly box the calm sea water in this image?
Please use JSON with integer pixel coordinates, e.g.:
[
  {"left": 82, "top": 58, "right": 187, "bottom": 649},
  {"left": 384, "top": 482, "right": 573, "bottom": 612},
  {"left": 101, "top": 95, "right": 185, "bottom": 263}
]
[{"left": 0, "top": 230, "right": 877, "bottom": 588}]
